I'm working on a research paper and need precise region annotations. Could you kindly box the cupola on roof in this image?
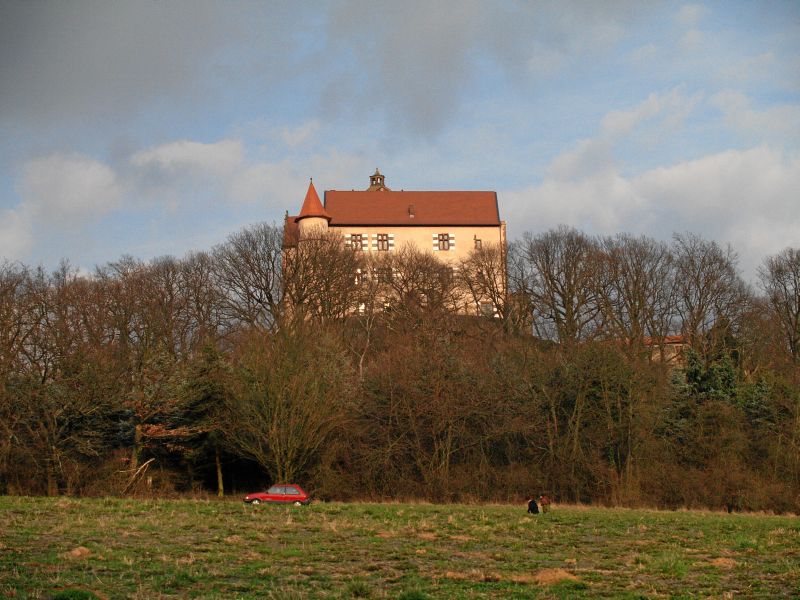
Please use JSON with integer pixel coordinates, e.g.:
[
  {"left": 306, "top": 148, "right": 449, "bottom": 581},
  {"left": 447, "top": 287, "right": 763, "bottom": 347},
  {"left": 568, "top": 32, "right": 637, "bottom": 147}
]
[{"left": 367, "top": 168, "right": 390, "bottom": 191}]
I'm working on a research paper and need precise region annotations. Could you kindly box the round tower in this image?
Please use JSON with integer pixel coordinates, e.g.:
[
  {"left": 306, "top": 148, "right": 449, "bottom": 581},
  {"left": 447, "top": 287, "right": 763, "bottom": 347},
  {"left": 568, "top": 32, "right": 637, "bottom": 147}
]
[{"left": 295, "top": 179, "right": 331, "bottom": 239}]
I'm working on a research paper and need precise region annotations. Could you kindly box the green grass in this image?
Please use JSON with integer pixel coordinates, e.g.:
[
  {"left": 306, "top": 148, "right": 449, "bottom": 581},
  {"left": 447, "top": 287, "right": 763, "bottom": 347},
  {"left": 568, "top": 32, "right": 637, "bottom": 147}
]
[{"left": 1, "top": 497, "right": 798, "bottom": 598}]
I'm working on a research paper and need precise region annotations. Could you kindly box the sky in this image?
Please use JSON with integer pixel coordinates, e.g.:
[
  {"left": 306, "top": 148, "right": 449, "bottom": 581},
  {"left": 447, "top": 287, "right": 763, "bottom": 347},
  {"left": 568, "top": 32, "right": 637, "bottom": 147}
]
[{"left": 1, "top": 0, "right": 798, "bottom": 281}]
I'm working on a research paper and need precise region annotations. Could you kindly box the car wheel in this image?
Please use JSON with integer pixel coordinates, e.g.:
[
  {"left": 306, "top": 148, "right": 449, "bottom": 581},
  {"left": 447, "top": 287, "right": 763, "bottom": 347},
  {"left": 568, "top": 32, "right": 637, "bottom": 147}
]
[
  {"left": 294, "top": 501, "right": 303, "bottom": 506},
  {"left": 251, "top": 499, "right": 261, "bottom": 505}
]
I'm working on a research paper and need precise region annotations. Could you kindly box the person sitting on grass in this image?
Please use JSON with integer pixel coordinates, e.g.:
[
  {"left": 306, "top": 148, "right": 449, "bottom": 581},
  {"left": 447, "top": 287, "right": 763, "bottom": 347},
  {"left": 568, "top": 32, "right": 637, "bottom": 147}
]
[{"left": 527, "top": 497, "right": 539, "bottom": 514}]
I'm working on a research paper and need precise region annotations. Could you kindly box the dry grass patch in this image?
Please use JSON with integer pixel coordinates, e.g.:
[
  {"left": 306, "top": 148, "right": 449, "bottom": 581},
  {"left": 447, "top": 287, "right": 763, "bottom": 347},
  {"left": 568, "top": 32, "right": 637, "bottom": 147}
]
[
  {"left": 441, "top": 568, "right": 580, "bottom": 586},
  {"left": 709, "top": 557, "right": 737, "bottom": 569},
  {"left": 61, "top": 546, "right": 91, "bottom": 559},
  {"left": 443, "top": 569, "right": 502, "bottom": 583},
  {"left": 533, "top": 568, "right": 580, "bottom": 585},
  {"left": 448, "top": 534, "right": 476, "bottom": 542}
]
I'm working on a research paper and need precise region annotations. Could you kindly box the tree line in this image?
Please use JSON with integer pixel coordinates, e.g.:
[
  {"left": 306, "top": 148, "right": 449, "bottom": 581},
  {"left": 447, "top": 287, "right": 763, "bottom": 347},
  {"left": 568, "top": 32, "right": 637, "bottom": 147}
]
[{"left": 1, "top": 224, "right": 798, "bottom": 511}]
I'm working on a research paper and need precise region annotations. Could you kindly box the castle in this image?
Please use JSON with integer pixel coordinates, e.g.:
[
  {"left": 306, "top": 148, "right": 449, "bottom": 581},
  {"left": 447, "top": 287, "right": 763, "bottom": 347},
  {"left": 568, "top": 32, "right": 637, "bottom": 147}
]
[{"left": 284, "top": 169, "right": 507, "bottom": 315}]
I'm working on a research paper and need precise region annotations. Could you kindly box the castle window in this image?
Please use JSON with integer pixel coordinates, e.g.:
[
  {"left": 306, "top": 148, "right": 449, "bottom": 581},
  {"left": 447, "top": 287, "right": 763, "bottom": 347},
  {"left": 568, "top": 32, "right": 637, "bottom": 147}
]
[
  {"left": 377, "top": 233, "right": 390, "bottom": 251},
  {"left": 480, "top": 301, "right": 494, "bottom": 317},
  {"left": 437, "top": 233, "right": 450, "bottom": 251},
  {"left": 350, "top": 233, "right": 363, "bottom": 250},
  {"left": 474, "top": 238, "right": 482, "bottom": 249}
]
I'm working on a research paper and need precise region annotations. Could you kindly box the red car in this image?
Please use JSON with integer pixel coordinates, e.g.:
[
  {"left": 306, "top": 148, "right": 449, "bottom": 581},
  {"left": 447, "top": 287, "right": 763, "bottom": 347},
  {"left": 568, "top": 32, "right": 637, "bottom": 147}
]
[{"left": 244, "top": 484, "right": 311, "bottom": 505}]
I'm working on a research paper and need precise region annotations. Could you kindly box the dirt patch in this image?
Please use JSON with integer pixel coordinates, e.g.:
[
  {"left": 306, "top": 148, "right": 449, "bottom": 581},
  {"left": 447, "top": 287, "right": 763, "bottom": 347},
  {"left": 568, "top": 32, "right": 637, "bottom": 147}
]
[
  {"left": 62, "top": 546, "right": 92, "bottom": 559},
  {"left": 224, "top": 535, "right": 243, "bottom": 543},
  {"left": 449, "top": 534, "right": 476, "bottom": 542},
  {"left": 533, "top": 568, "right": 579, "bottom": 585},
  {"left": 709, "top": 558, "right": 737, "bottom": 569},
  {"left": 375, "top": 531, "right": 395, "bottom": 538},
  {"left": 417, "top": 532, "right": 437, "bottom": 541}
]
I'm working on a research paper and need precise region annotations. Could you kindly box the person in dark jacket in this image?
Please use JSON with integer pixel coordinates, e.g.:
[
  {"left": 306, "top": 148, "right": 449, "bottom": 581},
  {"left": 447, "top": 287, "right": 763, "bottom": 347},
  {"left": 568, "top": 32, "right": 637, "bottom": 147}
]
[{"left": 527, "top": 497, "right": 539, "bottom": 514}]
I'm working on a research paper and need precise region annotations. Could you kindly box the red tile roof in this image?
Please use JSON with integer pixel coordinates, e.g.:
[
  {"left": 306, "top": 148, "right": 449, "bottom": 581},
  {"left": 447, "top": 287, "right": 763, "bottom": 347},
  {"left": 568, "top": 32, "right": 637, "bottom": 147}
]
[
  {"left": 323, "top": 190, "right": 500, "bottom": 226},
  {"left": 295, "top": 181, "right": 331, "bottom": 223}
]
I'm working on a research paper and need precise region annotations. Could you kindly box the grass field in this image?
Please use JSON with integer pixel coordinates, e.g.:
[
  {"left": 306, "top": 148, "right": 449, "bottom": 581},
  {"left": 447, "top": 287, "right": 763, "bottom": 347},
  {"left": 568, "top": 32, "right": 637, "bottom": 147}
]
[{"left": 1, "top": 496, "right": 798, "bottom": 599}]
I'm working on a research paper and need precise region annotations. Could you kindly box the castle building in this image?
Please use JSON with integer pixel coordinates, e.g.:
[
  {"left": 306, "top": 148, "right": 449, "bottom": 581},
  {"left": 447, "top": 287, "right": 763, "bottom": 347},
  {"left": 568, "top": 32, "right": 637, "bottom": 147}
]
[
  {"left": 284, "top": 169, "right": 506, "bottom": 315},
  {"left": 286, "top": 169, "right": 505, "bottom": 263}
]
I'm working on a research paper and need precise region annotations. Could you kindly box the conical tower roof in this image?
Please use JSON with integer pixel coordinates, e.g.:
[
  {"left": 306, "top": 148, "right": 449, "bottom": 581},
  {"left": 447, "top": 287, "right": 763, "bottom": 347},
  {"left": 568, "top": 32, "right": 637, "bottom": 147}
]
[{"left": 295, "top": 180, "right": 331, "bottom": 223}]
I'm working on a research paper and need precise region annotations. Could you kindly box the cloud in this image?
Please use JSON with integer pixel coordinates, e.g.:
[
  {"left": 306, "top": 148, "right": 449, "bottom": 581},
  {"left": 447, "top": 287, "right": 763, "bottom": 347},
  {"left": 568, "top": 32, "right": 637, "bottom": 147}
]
[
  {"left": 716, "top": 52, "right": 775, "bottom": 86},
  {"left": 1, "top": 153, "right": 122, "bottom": 261},
  {"left": 680, "top": 29, "right": 704, "bottom": 51},
  {"left": 132, "top": 139, "right": 245, "bottom": 177},
  {"left": 547, "top": 139, "right": 615, "bottom": 181},
  {"left": 0, "top": 1, "right": 649, "bottom": 139},
  {"left": 675, "top": 4, "right": 709, "bottom": 27},
  {"left": 0, "top": 208, "right": 32, "bottom": 260},
  {"left": 18, "top": 154, "right": 122, "bottom": 225},
  {"left": 601, "top": 87, "right": 702, "bottom": 139},
  {"left": 4, "top": 137, "right": 371, "bottom": 264},
  {"left": 628, "top": 43, "right": 658, "bottom": 65},
  {"left": 128, "top": 137, "right": 366, "bottom": 209},
  {"left": 503, "top": 145, "right": 800, "bottom": 280},
  {"left": 324, "top": 0, "right": 643, "bottom": 134},
  {"left": 280, "top": 121, "right": 321, "bottom": 148},
  {"left": 711, "top": 90, "right": 800, "bottom": 144},
  {"left": 0, "top": 1, "right": 258, "bottom": 124}
]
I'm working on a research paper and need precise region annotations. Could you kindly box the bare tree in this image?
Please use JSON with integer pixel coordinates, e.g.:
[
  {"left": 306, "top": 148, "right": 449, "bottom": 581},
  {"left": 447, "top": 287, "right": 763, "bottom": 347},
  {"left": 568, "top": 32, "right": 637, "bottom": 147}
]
[
  {"left": 181, "top": 251, "right": 225, "bottom": 348},
  {"left": 518, "top": 226, "right": 605, "bottom": 344},
  {"left": 759, "top": 247, "right": 800, "bottom": 362},
  {"left": 458, "top": 243, "right": 509, "bottom": 319},
  {"left": 95, "top": 257, "right": 186, "bottom": 472},
  {"left": 0, "top": 262, "right": 40, "bottom": 379},
  {"left": 599, "top": 234, "right": 676, "bottom": 358},
  {"left": 0, "top": 263, "right": 43, "bottom": 492},
  {"left": 3, "top": 264, "right": 117, "bottom": 495},
  {"left": 224, "top": 326, "right": 356, "bottom": 483},
  {"left": 282, "top": 228, "right": 365, "bottom": 323},
  {"left": 379, "top": 244, "right": 460, "bottom": 319},
  {"left": 212, "top": 223, "right": 284, "bottom": 332},
  {"left": 672, "top": 233, "right": 748, "bottom": 360}
]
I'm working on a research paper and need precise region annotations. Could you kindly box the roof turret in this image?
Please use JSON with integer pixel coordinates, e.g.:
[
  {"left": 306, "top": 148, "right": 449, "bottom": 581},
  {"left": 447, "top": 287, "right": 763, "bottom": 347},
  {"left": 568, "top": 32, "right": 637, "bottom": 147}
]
[
  {"left": 367, "top": 168, "right": 390, "bottom": 191},
  {"left": 295, "top": 179, "right": 331, "bottom": 223}
]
